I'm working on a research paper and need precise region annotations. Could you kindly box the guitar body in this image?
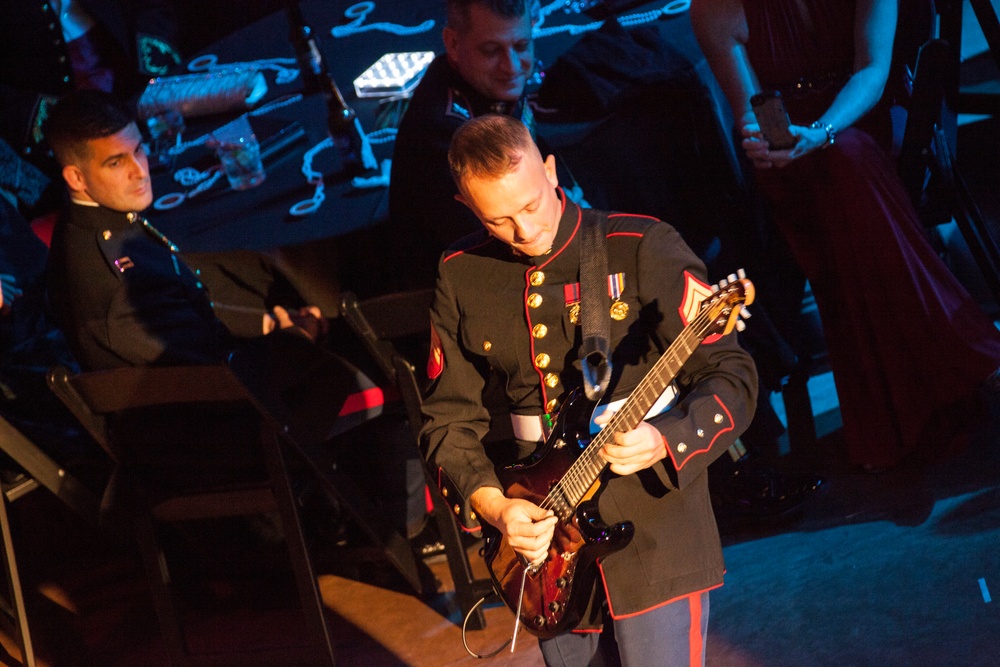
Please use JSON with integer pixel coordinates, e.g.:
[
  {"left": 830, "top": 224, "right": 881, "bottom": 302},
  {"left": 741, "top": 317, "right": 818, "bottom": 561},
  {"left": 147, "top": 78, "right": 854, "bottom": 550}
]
[{"left": 482, "top": 389, "right": 635, "bottom": 639}]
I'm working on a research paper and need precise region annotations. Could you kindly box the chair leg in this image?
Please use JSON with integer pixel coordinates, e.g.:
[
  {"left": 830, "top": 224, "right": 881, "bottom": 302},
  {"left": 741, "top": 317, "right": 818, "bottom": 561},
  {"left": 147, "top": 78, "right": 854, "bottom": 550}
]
[
  {"left": 934, "top": 126, "right": 1000, "bottom": 307},
  {"left": 260, "top": 428, "right": 336, "bottom": 665},
  {"left": 0, "top": 491, "right": 36, "bottom": 667},
  {"left": 133, "top": 510, "right": 189, "bottom": 666},
  {"left": 426, "top": 483, "right": 492, "bottom": 631},
  {"left": 285, "top": 436, "right": 426, "bottom": 595}
]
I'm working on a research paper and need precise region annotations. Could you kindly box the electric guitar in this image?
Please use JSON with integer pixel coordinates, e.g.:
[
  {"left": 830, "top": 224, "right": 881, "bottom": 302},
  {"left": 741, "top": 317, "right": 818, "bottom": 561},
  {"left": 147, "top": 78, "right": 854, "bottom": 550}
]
[{"left": 482, "top": 276, "right": 754, "bottom": 639}]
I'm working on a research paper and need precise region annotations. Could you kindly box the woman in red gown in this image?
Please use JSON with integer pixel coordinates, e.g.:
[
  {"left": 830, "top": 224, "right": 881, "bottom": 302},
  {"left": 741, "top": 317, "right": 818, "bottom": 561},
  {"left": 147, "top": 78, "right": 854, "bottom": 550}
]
[{"left": 691, "top": 0, "right": 1000, "bottom": 470}]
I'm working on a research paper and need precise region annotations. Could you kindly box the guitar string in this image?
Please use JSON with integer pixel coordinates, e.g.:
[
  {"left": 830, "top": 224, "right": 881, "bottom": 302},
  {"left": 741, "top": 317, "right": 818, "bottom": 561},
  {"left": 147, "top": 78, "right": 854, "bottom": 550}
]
[
  {"left": 542, "top": 303, "right": 717, "bottom": 512},
  {"left": 572, "top": 284, "right": 744, "bottom": 487},
  {"left": 538, "top": 286, "right": 742, "bottom": 514},
  {"left": 541, "top": 318, "right": 703, "bottom": 511}
]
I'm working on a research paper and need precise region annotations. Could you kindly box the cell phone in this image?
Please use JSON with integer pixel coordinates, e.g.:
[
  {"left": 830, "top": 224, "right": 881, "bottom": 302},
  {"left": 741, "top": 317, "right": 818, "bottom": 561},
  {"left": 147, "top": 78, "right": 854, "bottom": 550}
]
[{"left": 750, "top": 91, "right": 796, "bottom": 150}]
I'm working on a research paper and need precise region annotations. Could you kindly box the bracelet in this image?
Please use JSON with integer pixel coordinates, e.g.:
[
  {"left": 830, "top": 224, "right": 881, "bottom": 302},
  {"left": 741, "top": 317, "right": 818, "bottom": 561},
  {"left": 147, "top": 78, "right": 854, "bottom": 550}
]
[{"left": 810, "top": 121, "right": 836, "bottom": 147}]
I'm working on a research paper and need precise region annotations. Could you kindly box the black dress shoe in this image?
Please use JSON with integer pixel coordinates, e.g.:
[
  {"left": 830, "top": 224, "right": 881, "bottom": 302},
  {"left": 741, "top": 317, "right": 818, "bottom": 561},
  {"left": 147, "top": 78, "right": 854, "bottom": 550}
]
[{"left": 711, "top": 455, "right": 823, "bottom": 522}]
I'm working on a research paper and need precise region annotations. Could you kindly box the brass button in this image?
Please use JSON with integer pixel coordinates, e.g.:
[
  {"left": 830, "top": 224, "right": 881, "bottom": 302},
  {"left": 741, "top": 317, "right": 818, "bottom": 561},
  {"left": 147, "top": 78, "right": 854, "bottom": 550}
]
[
  {"left": 470, "top": 511, "right": 477, "bottom": 521},
  {"left": 102, "top": 230, "right": 112, "bottom": 240},
  {"left": 714, "top": 414, "right": 724, "bottom": 424},
  {"left": 544, "top": 373, "right": 559, "bottom": 388},
  {"left": 546, "top": 398, "right": 559, "bottom": 413},
  {"left": 534, "top": 353, "right": 550, "bottom": 369},
  {"left": 527, "top": 293, "right": 543, "bottom": 308},
  {"left": 697, "top": 429, "right": 705, "bottom": 438},
  {"left": 532, "top": 324, "right": 548, "bottom": 339},
  {"left": 441, "top": 487, "right": 448, "bottom": 497},
  {"left": 453, "top": 504, "right": 461, "bottom": 516},
  {"left": 677, "top": 443, "right": 688, "bottom": 453},
  {"left": 529, "top": 271, "right": 545, "bottom": 286},
  {"left": 483, "top": 340, "right": 492, "bottom": 352}
]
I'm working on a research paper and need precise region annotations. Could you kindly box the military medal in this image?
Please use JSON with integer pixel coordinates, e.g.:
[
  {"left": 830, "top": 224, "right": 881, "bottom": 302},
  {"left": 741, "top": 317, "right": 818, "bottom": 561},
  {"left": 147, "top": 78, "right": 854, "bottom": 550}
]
[
  {"left": 610, "top": 301, "right": 629, "bottom": 320},
  {"left": 608, "top": 273, "right": 628, "bottom": 320},
  {"left": 564, "top": 282, "right": 582, "bottom": 325}
]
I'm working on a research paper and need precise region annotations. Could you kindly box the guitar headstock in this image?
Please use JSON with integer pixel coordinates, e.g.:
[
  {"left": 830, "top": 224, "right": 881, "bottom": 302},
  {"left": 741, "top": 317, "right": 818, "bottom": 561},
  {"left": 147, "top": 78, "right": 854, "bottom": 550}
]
[{"left": 703, "top": 270, "right": 755, "bottom": 337}]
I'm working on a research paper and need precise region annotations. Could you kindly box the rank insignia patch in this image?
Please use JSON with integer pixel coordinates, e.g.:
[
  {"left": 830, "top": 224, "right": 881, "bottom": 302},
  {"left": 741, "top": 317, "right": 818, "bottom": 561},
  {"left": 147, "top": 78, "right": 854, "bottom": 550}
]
[
  {"left": 114, "top": 257, "right": 135, "bottom": 273},
  {"left": 678, "top": 271, "right": 722, "bottom": 344},
  {"left": 445, "top": 89, "right": 472, "bottom": 120}
]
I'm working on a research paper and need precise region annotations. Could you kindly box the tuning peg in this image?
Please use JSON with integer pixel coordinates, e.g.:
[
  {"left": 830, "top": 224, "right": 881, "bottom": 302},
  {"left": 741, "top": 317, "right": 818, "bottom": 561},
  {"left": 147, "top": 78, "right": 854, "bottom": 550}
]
[
  {"left": 710, "top": 282, "right": 720, "bottom": 293},
  {"left": 741, "top": 307, "right": 751, "bottom": 319},
  {"left": 718, "top": 277, "right": 729, "bottom": 288},
  {"left": 737, "top": 268, "right": 746, "bottom": 279},
  {"left": 736, "top": 319, "right": 746, "bottom": 332},
  {"left": 727, "top": 273, "right": 738, "bottom": 284}
]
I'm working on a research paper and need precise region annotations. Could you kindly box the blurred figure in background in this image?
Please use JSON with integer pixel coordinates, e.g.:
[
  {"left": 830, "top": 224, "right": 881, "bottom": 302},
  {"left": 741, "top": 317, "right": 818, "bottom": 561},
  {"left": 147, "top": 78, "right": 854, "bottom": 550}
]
[
  {"left": 0, "top": 0, "right": 182, "bottom": 194},
  {"left": 691, "top": 0, "right": 1000, "bottom": 471}
]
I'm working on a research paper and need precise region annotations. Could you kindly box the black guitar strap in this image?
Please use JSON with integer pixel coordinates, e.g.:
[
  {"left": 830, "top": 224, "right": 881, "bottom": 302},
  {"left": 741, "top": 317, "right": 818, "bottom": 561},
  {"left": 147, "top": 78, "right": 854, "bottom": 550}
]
[{"left": 578, "top": 208, "right": 612, "bottom": 401}]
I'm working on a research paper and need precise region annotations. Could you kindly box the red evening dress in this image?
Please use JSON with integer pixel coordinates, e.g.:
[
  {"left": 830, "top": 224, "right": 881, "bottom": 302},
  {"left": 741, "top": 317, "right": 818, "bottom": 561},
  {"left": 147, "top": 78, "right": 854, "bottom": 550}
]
[{"left": 743, "top": 0, "right": 1000, "bottom": 469}]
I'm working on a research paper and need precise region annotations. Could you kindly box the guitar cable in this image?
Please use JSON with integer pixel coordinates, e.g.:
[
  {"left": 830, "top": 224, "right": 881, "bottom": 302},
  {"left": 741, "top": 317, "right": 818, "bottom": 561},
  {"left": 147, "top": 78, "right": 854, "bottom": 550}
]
[
  {"left": 463, "top": 558, "right": 543, "bottom": 658},
  {"left": 462, "top": 594, "right": 512, "bottom": 659}
]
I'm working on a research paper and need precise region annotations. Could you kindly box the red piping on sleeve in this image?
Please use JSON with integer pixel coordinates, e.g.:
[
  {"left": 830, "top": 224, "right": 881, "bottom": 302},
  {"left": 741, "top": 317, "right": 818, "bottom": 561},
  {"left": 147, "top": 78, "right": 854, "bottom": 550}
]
[{"left": 664, "top": 394, "right": 735, "bottom": 472}]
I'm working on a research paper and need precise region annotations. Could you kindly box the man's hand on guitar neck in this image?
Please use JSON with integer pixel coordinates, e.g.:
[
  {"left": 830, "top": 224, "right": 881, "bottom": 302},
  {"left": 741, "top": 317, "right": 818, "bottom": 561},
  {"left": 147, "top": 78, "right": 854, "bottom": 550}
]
[
  {"left": 595, "top": 411, "right": 668, "bottom": 476},
  {"left": 471, "top": 487, "right": 558, "bottom": 565}
]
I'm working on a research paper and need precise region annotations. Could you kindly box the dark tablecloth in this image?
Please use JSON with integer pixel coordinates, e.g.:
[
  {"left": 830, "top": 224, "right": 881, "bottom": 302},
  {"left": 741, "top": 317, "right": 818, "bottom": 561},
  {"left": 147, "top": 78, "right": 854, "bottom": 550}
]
[{"left": 150, "top": 1, "right": 713, "bottom": 256}]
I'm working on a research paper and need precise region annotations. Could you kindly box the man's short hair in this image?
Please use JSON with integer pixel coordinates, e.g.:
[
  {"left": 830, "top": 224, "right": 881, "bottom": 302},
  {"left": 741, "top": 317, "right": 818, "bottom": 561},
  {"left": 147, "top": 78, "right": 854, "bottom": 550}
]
[
  {"left": 446, "top": 0, "right": 532, "bottom": 32},
  {"left": 44, "top": 90, "right": 136, "bottom": 166},
  {"left": 448, "top": 114, "right": 535, "bottom": 183}
]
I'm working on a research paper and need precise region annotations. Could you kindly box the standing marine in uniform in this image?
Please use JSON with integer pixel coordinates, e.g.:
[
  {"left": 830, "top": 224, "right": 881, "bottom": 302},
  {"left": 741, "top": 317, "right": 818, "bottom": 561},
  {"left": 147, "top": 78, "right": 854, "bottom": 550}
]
[{"left": 421, "top": 114, "right": 757, "bottom": 664}]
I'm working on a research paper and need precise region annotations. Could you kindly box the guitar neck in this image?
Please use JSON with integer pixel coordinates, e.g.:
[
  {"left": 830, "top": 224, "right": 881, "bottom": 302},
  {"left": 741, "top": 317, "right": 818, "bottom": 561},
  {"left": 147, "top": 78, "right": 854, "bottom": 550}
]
[{"left": 546, "top": 311, "right": 719, "bottom": 513}]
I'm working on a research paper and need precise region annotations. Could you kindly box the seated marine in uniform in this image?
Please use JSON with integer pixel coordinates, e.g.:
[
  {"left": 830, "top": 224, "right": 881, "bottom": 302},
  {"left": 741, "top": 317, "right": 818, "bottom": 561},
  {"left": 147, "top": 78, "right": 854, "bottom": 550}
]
[
  {"left": 386, "top": 0, "right": 572, "bottom": 293},
  {"left": 43, "top": 90, "right": 325, "bottom": 371}
]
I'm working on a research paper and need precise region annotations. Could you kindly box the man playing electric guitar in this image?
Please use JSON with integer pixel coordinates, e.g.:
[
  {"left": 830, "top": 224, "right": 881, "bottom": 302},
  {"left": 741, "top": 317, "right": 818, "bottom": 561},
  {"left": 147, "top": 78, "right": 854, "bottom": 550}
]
[{"left": 421, "top": 114, "right": 758, "bottom": 666}]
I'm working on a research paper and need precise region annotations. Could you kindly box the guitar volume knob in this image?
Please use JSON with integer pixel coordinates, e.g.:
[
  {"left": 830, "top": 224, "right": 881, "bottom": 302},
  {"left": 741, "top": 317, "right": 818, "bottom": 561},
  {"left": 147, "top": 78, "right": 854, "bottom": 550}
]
[
  {"left": 548, "top": 601, "right": 562, "bottom": 614},
  {"left": 533, "top": 615, "right": 546, "bottom": 628},
  {"left": 555, "top": 577, "right": 568, "bottom": 589}
]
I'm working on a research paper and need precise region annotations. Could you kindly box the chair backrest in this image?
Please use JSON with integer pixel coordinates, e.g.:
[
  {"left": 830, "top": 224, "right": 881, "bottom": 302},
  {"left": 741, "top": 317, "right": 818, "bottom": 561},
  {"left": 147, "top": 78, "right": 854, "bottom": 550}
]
[
  {"left": 340, "top": 290, "right": 435, "bottom": 436},
  {"left": 47, "top": 364, "right": 256, "bottom": 464},
  {"left": 893, "top": 0, "right": 962, "bottom": 221}
]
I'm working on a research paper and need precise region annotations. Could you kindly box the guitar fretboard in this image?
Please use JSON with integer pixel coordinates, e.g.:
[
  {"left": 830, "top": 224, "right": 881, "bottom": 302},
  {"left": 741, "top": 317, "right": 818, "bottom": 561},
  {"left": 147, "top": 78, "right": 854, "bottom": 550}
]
[{"left": 542, "top": 287, "right": 742, "bottom": 518}]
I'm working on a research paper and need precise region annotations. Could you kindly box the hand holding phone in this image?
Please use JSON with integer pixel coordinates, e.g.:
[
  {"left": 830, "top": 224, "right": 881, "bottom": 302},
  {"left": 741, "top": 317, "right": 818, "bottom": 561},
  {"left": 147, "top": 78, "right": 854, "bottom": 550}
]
[{"left": 750, "top": 91, "right": 796, "bottom": 150}]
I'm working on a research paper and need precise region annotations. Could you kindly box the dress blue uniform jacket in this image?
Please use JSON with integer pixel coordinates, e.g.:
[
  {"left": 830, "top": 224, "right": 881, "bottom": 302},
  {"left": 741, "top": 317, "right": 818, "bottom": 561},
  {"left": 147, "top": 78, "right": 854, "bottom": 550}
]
[{"left": 47, "top": 201, "right": 229, "bottom": 370}]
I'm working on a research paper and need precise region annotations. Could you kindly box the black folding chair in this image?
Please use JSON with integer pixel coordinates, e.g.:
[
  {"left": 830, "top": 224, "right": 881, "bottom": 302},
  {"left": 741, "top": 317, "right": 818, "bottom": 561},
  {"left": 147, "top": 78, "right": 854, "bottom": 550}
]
[
  {"left": 340, "top": 290, "right": 495, "bottom": 631},
  {"left": 0, "top": 415, "right": 101, "bottom": 667},
  {"left": 897, "top": 1, "right": 1000, "bottom": 307},
  {"left": 47, "top": 363, "right": 338, "bottom": 666}
]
